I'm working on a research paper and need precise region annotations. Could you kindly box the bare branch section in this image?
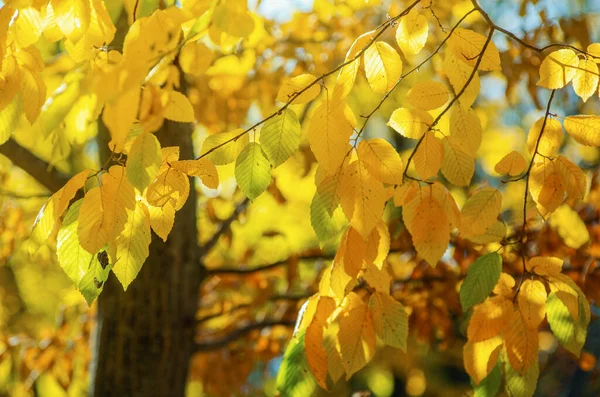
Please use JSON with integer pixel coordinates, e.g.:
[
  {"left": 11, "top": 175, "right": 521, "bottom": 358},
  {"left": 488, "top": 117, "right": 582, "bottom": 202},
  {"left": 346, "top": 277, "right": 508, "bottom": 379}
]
[
  {"left": 200, "top": 197, "right": 250, "bottom": 257},
  {"left": 195, "top": 319, "right": 297, "bottom": 352},
  {"left": 0, "top": 139, "right": 71, "bottom": 194}
]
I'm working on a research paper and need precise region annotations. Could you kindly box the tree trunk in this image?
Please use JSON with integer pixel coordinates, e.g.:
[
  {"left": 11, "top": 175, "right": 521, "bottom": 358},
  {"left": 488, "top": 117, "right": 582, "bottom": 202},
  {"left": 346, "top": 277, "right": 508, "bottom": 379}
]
[{"left": 89, "top": 119, "right": 203, "bottom": 397}]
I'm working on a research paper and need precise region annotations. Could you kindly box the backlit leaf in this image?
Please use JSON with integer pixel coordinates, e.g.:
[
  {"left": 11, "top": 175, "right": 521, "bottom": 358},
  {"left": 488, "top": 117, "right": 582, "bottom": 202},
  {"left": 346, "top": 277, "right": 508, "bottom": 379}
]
[
  {"left": 460, "top": 188, "right": 502, "bottom": 236},
  {"left": 387, "top": 107, "right": 432, "bottom": 139},
  {"left": 448, "top": 28, "right": 501, "bottom": 72},
  {"left": 443, "top": 51, "right": 480, "bottom": 107},
  {"left": 276, "top": 74, "right": 321, "bottom": 104},
  {"left": 441, "top": 136, "right": 475, "bottom": 187},
  {"left": 526, "top": 117, "right": 563, "bottom": 157},
  {"left": 564, "top": 115, "right": 600, "bottom": 146},
  {"left": 572, "top": 58, "right": 599, "bottom": 102},
  {"left": 234, "top": 142, "right": 272, "bottom": 200},
  {"left": 163, "top": 91, "right": 195, "bottom": 123},
  {"left": 406, "top": 80, "right": 449, "bottom": 110},
  {"left": 537, "top": 49, "right": 579, "bottom": 89},
  {"left": 364, "top": 41, "right": 402, "bottom": 94},
  {"left": 414, "top": 131, "right": 443, "bottom": 180},
  {"left": 518, "top": 279, "right": 547, "bottom": 329},
  {"left": 126, "top": 132, "right": 162, "bottom": 191},
  {"left": 200, "top": 129, "right": 250, "bottom": 166},
  {"left": 357, "top": 138, "right": 404, "bottom": 184},
  {"left": 494, "top": 151, "right": 526, "bottom": 176},
  {"left": 170, "top": 159, "right": 219, "bottom": 189},
  {"left": 463, "top": 336, "right": 502, "bottom": 385},
  {"left": 395, "top": 10, "right": 428, "bottom": 55},
  {"left": 259, "top": 108, "right": 302, "bottom": 167},
  {"left": 307, "top": 103, "right": 353, "bottom": 175}
]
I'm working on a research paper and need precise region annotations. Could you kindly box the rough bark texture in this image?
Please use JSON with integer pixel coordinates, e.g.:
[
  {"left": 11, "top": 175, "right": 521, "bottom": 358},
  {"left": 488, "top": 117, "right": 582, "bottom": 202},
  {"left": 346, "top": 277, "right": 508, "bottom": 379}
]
[{"left": 89, "top": 119, "right": 203, "bottom": 397}]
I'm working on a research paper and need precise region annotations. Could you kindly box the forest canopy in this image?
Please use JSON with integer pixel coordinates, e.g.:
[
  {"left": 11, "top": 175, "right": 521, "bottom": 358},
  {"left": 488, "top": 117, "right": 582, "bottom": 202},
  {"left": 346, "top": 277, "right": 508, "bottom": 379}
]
[{"left": 1, "top": 0, "right": 600, "bottom": 396}]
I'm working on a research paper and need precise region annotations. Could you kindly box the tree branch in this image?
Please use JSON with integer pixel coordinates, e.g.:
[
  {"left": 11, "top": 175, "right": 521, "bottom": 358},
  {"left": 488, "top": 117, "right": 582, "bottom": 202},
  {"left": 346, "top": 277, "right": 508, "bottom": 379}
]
[
  {"left": 200, "top": 197, "right": 250, "bottom": 257},
  {"left": 194, "top": 319, "right": 296, "bottom": 352},
  {"left": 205, "top": 252, "right": 335, "bottom": 276},
  {"left": 0, "top": 139, "right": 71, "bottom": 193}
]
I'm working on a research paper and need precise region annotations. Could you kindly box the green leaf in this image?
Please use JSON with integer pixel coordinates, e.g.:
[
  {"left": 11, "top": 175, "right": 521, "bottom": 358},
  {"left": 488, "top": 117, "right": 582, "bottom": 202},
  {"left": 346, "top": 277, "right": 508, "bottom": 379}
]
[
  {"left": 79, "top": 251, "right": 112, "bottom": 306},
  {"left": 259, "top": 108, "right": 302, "bottom": 167},
  {"left": 473, "top": 361, "right": 501, "bottom": 397},
  {"left": 57, "top": 199, "right": 93, "bottom": 286},
  {"left": 504, "top": 352, "right": 539, "bottom": 397},
  {"left": 126, "top": 132, "right": 162, "bottom": 191},
  {"left": 460, "top": 252, "right": 502, "bottom": 311},
  {"left": 276, "top": 330, "right": 318, "bottom": 397},
  {"left": 546, "top": 292, "right": 587, "bottom": 356},
  {"left": 310, "top": 192, "right": 339, "bottom": 242},
  {"left": 57, "top": 199, "right": 112, "bottom": 305},
  {"left": 234, "top": 142, "right": 272, "bottom": 200},
  {"left": 0, "top": 94, "right": 22, "bottom": 145}
]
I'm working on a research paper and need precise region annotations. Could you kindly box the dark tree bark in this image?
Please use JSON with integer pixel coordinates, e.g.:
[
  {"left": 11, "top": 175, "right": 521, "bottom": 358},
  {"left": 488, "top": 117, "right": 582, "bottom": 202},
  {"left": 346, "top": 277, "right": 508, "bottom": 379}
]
[{"left": 89, "top": 119, "right": 204, "bottom": 397}]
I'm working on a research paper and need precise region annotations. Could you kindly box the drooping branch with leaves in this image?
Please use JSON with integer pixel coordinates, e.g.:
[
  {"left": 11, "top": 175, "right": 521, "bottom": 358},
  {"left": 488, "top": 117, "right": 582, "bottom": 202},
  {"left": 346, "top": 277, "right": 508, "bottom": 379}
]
[{"left": 1, "top": 0, "right": 600, "bottom": 396}]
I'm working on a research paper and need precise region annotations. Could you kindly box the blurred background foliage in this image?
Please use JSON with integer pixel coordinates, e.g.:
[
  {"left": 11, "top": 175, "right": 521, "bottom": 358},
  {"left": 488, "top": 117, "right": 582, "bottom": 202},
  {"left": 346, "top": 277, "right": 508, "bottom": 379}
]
[{"left": 1, "top": 0, "right": 600, "bottom": 396}]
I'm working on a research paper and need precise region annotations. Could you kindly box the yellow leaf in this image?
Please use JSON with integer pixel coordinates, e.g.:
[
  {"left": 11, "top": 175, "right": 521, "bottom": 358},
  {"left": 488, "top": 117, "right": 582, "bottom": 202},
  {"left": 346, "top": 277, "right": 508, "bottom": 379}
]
[
  {"left": 338, "top": 160, "right": 387, "bottom": 239},
  {"left": 332, "top": 30, "right": 376, "bottom": 103},
  {"left": 20, "top": 66, "right": 46, "bottom": 123},
  {"left": 505, "top": 309, "right": 539, "bottom": 374},
  {"left": 103, "top": 86, "right": 141, "bottom": 153},
  {"left": 387, "top": 107, "right": 432, "bottom": 139},
  {"left": 493, "top": 273, "right": 516, "bottom": 297},
  {"left": 364, "top": 41, "right": 402, "bottom": 94},
  {"left": 460, "top": 187, "right": 502, "bottom": 236},
  {"left": 587, "top": 43, "right": 600, "bottom": 61},
  {"left": 146, "top": 169, "right": 190, "bottom": 210},
  {"left": 555, "top": 156, "right": 586, "bottom": 201},
  {"left": 337, "top": 292, "right": 376, "bottom": 379},
  {"left": 102, "top": 166, "right": 137, "bottom": 243},
  {"left": 395, "top": 10, "right": 428, "bottom": 56},
  {"left": 443, "top": 51, "right": 480, "bottom": 107},
  {"left": 368, "top": 292, "right": 408, "bottom": 350},
  {"left": 572, "top": 58, "right": 599, "bottom": 102},
  {"left": 530, "top": 159, "right": 565, "bottom": 215},
  {"left": 307, "top": 103, "right": 353, "bottom": 175},
  {"left": 364, "top": 221, "right": 390, "bottom": 270},
  {"left": 335, "top": 226, "right": 367, "bottom": 278},
  {"left": 170, "top": 159, "right": 219, "bottom": 189},
  {"left": 357, "top": 138, "right": 404, "bottom": 184},
  {"left": 213, "top": 1, "right": 254, "bottom": 38},
  {"left": 163, "top": 91, "right": 195, "bottom": 123},
  {"left": 463, "top": 336, "right": 503, "bottom": 385},
  {"left": 51, "top": 0, "right": 91, "bottom": 43},
  {"left": 406, "top": 80, "right": 449, "bottom": 110},
  {"left": 449, "top": 104, "right": 482, "bottom": 155},
  {"left": 403, "top": 187, "right": 450, "bottom": 266},
  {"left": 126, "top": 132, "right": 162, "bottom": 191},
  {"left": 441, "top": 136, "right": 475, "bottom": 186},
  {"left": 467, "top": 296, "right": 512, "bottom": 342},
  {"left": 30, "top": 169, "right": 91, "bottom": 248},
  {"left": 259, "top": 108, "right": 302, "bottom": 167},
  {"left": 526, "top": 256, "right": 563, "bottom": 277},
  {"left": 414, "top": 131, "right": 443, "bottom": 180},
  {"left": 430, "top": 182, "right": 460, "bottom": 227},
  {"left": 527, "top": 117, "right": 563, "bottom": 156},
  {"left": 549, "top": 204, "right": 590, "bottom": 249},
  {"left": 447, "top": 28, "right": 501, "bottom": 71},
  {"left": 276, "top": 74, "right": 321, "bottom": 104},
  {"left": 147, "top": 201, "right": 175, "bottom": 242},
  {"left": 12, "top": 7, "right": 43, "bottom": 48},
  {"left": 200, "top": 129, "right": 249, "bottom": 165},
  {"left": 179, "top": 41, "right": 213, "bottom": 77},
  {"left": 563, "top": 115, "right": 600, "bottom": 146},
  {"left": 362, "top": 262, "right": 391, "bottom": 293},
  {"left": 464, "top": 220, "right": 507, "bottom": 244},
  {"left": 518, "top": 279, "right": 547, "bottom": 329},
  {"left": 109, "top": 200, "right": 151, "bottom": 290},
  {"left": 392, "top": 180, "right": 419, "bottom": 207},
  {"left": 77, "top": 187, "right": 110, "bottom": 254},
  {"left": 305, "top": 296, "right": 336, "bottom": 390},
  {"left": 537, "top": 49, "right": 579, "bottom": 89},
  {"left": 495, "top": 151, "right": 527, "bottom": 176}
]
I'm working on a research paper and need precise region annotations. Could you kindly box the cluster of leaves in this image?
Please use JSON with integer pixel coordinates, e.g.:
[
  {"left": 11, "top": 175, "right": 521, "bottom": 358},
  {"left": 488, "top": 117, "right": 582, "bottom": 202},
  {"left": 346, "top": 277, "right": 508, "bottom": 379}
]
[{"left": 1, "top": 0, "right": 600, "bottom": 395}]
